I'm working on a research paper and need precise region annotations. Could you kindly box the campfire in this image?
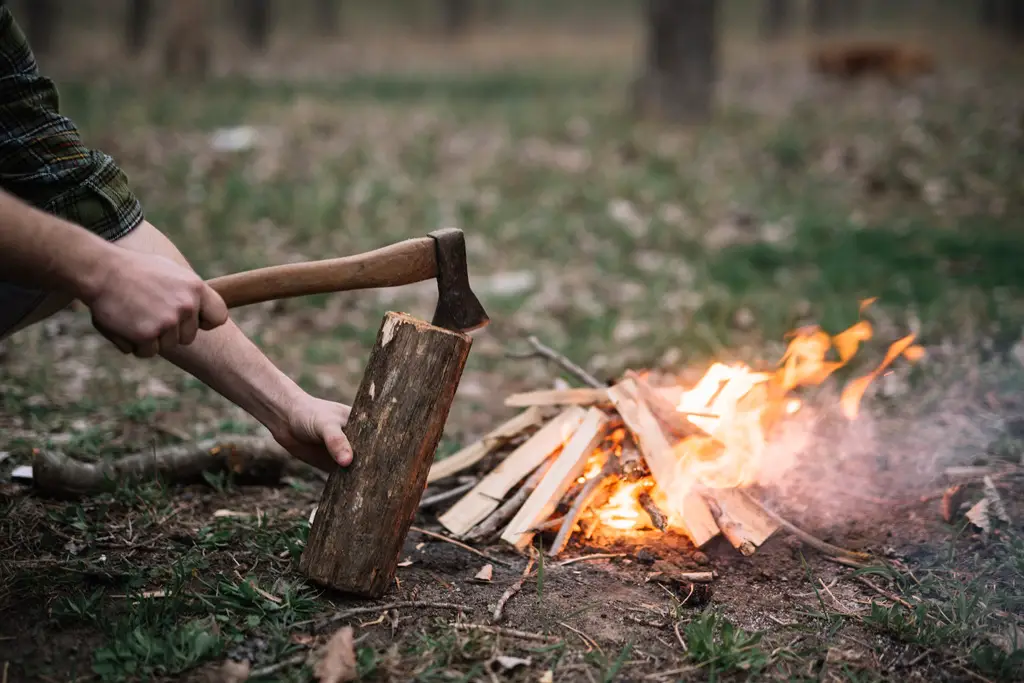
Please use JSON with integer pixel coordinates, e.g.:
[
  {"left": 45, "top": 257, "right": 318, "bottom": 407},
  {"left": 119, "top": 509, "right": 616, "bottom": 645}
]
[{"left": 428, "top": 299, "right": 925, "bottom": 558}]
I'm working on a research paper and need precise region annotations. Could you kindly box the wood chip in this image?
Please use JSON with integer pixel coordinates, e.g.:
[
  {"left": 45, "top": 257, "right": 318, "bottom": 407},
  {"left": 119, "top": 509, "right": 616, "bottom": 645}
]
[
  {"left": 314, "top": 625, "right": 357, "bottom": 683},
  {"left": 474, "top": 564, "right": 493, "bottom": 582}
]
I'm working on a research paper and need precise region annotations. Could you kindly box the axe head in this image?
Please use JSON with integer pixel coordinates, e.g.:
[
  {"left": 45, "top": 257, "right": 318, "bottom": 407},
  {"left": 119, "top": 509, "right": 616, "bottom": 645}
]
[{"left": 428, "top": 228, "right": 490, "bottom": 333}]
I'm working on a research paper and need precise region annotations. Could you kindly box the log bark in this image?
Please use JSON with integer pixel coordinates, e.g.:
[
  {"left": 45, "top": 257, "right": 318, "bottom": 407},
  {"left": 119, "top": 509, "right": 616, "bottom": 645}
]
[
  {"left": 300, "top": 312, "right": 472, "bottom": 597},
  {"left": 633, "top": 0, "right": 718, "bottom": 124}
]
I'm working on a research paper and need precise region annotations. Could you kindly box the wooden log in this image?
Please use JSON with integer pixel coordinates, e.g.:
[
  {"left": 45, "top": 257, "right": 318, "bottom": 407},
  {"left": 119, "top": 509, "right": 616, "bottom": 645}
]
[
  {"left": 299, "top": 312, "right": 472, "bottom": 597},
  {"left": 501, "top": 408, "right": 612, "bottom": 550},
  {"left": 505, "top": 388, "right": 610, "bottom": 408},
  {"left": 702, "top": 488, "right": 779, "bottom": 556},
  {"left": 438, "top": 408, "right": 587, "bottom": 538},
  {"left": 427, "top": 407, "right": 549, "bottom": 484},
  {"left": 607, "top": 380, "right": 720, "bottom": 547}
]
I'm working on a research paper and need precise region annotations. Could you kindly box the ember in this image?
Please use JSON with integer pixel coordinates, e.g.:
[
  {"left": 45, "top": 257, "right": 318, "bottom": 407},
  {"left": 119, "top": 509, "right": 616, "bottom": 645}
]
[{"left": 431, "top": 299, "right": 924, "bottom": 557}]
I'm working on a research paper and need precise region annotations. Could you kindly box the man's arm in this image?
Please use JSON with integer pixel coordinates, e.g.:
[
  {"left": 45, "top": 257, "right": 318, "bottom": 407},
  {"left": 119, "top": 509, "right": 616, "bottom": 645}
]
[
  {"left": 114, "top": 220, "right": 353, "bottom": 472},
  {"left": 0, "top": 187, "right": 228, "bottom": 354}
]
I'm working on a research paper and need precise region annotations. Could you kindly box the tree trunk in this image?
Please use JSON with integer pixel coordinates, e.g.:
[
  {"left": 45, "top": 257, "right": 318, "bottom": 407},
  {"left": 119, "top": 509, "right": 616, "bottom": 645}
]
[
  {"left": 242, "top": 0, "right": 271, "bottom": 51},
  {"left": 163, "top": 0, "right": 210, "bottom": 80},
  {"left": 810, "top": 0, "right": 840, "bottom": 34},
  {"left": 980, "top": 0, "right": 1005, "bottom": 29},
  {"left": 19, "top": 0, "right": 59, "bottom": 56},
  {"left": 441, "top": 0, "right": 472, "bottom": 38},
  {"left": 760, "top": 0, "right": 791, "bottom": 40},
  {"left": 300, "top": 312, "right": 472, "bottom": 598},
  {"left": 314, "top": 0, "right": 340, "bottom": 36},
  {"left": 633, "top": 0, "right": 718, "bottom": 125},
  {"left": 125, "top": 0, "right": 153, "bottom": 55},
  {"left": 1008, "top": 0, "right": 1024, "bottom": 41}
]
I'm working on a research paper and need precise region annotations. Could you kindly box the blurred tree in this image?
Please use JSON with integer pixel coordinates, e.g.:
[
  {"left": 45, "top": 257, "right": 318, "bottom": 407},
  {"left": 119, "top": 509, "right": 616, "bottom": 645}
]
[
  {"left": 164, "top": 0, "right": 210, "bottom": 79},
  {"left": 979, "top": 0, "right": 1023, "bottom": 40},
  {"left": 315, "top": 0, "right": 341, "bottom": 36},
  {"left": 810, "top": 0, "right": 839, "bottom": 35},
  {"left": 125, "top": 0, "right": 153, "bottom": 55},
  {"left": 15, "top": 0, "right": 59, "bottom": 56},
  {"left": 632, "top": 0, "right": 717, "bottom": 124},
  {"left": 242, "top": 0, "right": 272, "bottom": 51},
  {"left": 442, "top": 0, "right": 473, "bottom": 38},
  {"left": 760, "top": 0, "right": 792, "bottom": 40}
]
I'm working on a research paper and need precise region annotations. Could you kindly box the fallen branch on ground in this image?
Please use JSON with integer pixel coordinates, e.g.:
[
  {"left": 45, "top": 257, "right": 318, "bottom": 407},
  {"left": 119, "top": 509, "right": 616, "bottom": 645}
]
[
  {"left": 507, "top": 336, "right": 604, "bottom": 389},
  {"left": 31, "top": 437, "right": 312, "bottom": 497},
  {"left": 453, "top": 623, "right": 561, "bottom": 643},
  {"left": 409, "top": 526, "right": 515, "bottom": 568},
  {"left": 308, "top": 601, "right": 465, "bottom": 631},
  {"left": 737, "top": 490, "right": 872, "bottom": 562},
  {"left": 492, "top": 551, "right": 536, "bottom": 623}
]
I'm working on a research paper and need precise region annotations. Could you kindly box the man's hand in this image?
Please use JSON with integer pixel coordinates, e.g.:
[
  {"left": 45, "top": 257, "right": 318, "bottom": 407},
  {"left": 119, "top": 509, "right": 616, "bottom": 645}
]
[
  {"left": 269, "top": 396, "right": 353, "bottom": 472},
  {"left": 80, "top": 248, "right": 230, "bottom": 358}
]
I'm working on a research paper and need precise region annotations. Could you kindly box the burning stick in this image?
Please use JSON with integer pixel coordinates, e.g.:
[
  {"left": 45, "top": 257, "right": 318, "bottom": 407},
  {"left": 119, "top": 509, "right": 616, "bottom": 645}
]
[
  {"left": 638, "top": 491, "right": 668, "bottom": 532},
  {"left": 607, "top": 380, "right": 721, "bottom": 547},
  {"left": 501, "top": 408, "right": 612, "bottom": 550},
  {"left": 702, "top": 488, "right": 779, "bottom": 556},
  {"left": 548, "top": 453, "right": 619, "bottom": 556},
  {"left": 507, "top": 336, "right": 604, "bottom": 389},
  {"left": 439, "top": 407, "right": 587, "bottom": 538},
  {"left": 736, "top": 490, "right": 871, "bottom": 562},
  {"left": 625, "top": 370, "right": 711, "bottom": 441}
]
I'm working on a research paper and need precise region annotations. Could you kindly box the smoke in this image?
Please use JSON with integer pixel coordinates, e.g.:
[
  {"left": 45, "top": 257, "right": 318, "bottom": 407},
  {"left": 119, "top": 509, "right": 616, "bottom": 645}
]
[{"left": 752, "top": 350, "right": 1017, "bottom": 532}]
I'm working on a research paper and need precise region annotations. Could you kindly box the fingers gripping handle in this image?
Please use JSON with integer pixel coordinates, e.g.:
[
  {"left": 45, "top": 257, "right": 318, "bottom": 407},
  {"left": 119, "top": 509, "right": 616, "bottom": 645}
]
[{"left": 204, "top": 237, "right": 438, "bottom": 309}]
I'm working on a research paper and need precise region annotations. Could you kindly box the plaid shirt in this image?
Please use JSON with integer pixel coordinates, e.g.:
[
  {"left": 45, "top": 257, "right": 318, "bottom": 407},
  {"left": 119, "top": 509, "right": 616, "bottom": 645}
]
[{"left": 0, "top": 6, "right": 143, "bottom": 242}]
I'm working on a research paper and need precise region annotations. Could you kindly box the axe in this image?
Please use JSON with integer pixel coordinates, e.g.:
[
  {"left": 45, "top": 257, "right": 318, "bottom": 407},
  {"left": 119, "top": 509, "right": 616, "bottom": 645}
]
[{"left": 205, "top": 227, "right": 489, "bottom": 333}]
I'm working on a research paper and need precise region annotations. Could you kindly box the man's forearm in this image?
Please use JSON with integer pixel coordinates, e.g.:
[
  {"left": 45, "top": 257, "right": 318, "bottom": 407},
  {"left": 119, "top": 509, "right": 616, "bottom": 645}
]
[
  {"left": 113, "top": 221, "right": 304, "bottom": 435},
  {"left": 0, "top": 188, "right": 112, "bottom": 300}
]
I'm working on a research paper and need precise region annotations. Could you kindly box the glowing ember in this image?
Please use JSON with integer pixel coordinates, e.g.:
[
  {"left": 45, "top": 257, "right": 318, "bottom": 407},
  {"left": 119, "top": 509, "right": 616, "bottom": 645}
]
[
  {"left": 597, "top": 481, "right": 645, "bottom": 530},
  {"left": 590, "top": 298, "right": 924, "bottom": 533}
]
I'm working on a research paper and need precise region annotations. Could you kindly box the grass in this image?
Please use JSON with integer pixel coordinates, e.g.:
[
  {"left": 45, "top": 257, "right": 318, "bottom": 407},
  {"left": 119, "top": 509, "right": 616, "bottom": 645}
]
[{"left": 2, "top": 20, "right": 1024, "bottom": 683}]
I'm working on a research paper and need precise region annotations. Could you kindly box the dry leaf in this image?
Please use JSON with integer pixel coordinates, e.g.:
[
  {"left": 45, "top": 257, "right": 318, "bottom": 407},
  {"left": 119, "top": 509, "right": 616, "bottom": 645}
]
[
  {"left": 983, "top": 476, "right": 1011, "bottom": 524},
  {"left": 987, "top": 623, "right": 1024, "bottom": 654},
  {"left": 397, "top": 559, "right": 414, "bottom": 567},
  {"left": 474, "top": 564, "right": 494, "bottom": 582},
  {"left": 315, "top": 625, "right": 358, "bottom": 683},
  {"left": 219, "top": 658, "right": 251, "bottom": 683},
  {"left": 494, "top": 655, "right": 531, "bottom": 671},
  {"left": 539, "top": 671, "right": 554, "bottom": 683},
  {"left": 214, "top": 509, "right": 251, "bottom": 519},
  {"left": 966, "top": 498, "right": 991, "bottom": 532}
]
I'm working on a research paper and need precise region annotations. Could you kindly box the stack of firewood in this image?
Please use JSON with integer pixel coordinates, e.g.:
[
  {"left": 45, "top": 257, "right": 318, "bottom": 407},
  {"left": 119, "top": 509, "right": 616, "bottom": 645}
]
[{"left": 425, "top": 373, "right": 781, "bottom": 558}]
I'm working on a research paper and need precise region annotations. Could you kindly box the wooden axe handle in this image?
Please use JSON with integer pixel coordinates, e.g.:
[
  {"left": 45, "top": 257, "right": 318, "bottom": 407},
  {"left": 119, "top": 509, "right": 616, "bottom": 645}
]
[{"left": 206, "top": 236, "right": 437, "bottom": 308}]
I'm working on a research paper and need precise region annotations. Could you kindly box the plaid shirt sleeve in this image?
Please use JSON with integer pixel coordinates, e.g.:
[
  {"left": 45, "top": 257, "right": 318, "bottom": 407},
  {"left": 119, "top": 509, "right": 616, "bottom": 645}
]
[{"left": 0, "top": 6, "right": 143, "bottom": 242}]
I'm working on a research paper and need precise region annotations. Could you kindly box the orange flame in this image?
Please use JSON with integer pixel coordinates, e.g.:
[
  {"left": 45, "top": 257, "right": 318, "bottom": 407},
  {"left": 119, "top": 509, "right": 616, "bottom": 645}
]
[{"left": 590, "top": 298, "right": 920, "bottom": 532}]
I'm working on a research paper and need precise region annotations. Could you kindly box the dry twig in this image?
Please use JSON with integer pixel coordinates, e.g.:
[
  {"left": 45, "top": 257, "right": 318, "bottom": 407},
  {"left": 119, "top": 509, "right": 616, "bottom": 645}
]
[
  {"left": 556, "top": 553, "right": 627, "bottom": 567},
  {"left": 308, "top": 601, "right": 464, "bottom": 630},
  {"left": 453, "top": 623, "right": 560, "bottom": 643},
  {"left": 492, "top": 551, "right": 536, "bottom": 623},
  {"left": 409, "top": 526, "right": 515, "bottom": 568},
  {"left": 508, "top": 336, "right": 604, "bottom": 389},
  {"left": 419, "top": 480, "right": 477, "bottom": 510}
]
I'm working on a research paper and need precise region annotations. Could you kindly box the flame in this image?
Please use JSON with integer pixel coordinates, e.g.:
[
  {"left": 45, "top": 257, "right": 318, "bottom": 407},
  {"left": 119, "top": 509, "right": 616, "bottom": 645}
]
[{"left": 589, "top": 298, "right": 920, "bottom": 534}]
